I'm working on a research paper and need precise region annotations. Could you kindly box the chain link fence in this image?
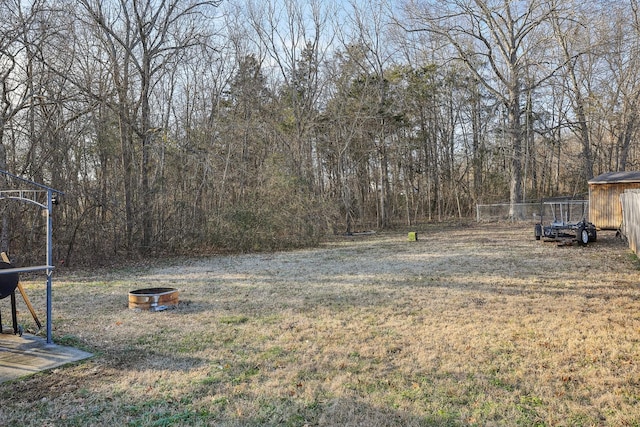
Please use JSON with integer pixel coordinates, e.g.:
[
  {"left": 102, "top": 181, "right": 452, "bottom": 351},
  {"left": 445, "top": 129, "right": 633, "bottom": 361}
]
[{"left": 476, "top": 201, "right": 590, "bottom": 224}]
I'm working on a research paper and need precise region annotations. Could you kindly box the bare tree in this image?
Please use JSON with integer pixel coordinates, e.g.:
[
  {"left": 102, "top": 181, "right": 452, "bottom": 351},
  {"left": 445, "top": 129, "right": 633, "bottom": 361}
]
[
  {"left": 77, "top": 0, "right": 221, "bottom": 251},
  {"left": 0, "top": 0, "right": 48, "bottom": 253},
  {"left": 402, "top": 0, "right": 558, "bottom": 216},
  {"left": 246, "top": 0, "right": 334, "bottom": 183},
  {"left": 549, "top": 1, "right": 612, "bottom": 182},
  {"left": 604, "top": 2, "right": 640, "bottom": 171}
]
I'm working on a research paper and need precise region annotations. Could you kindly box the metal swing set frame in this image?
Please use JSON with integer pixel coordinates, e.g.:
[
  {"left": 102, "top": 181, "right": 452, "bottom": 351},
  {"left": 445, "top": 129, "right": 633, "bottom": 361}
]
[{"left": 0, "top": 169, "right": 63, "bottom": 344}]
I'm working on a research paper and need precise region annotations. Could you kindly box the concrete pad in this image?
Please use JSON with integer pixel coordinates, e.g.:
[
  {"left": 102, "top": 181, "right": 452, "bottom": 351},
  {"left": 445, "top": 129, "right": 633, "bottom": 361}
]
[{"left": 0, "top": 333, "right": 93, "bottom": 383}]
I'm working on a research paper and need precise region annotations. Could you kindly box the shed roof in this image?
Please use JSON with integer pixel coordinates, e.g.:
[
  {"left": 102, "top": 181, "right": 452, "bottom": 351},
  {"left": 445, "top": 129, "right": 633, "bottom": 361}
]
[{"left": 588, "top": 171, "right": 640, "bottom": 184}]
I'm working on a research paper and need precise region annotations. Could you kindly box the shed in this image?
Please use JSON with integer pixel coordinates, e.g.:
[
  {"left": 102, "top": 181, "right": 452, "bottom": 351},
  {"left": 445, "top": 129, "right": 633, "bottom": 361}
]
[{"left": 588, "top": 171, "right": 640, "bottom": 230}]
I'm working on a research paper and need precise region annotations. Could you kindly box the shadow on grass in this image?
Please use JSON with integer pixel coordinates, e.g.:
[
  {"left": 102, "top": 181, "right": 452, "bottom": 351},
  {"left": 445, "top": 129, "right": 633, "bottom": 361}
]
[
  {"left": 129, "top": 394, "right": 463, "bottom": 427},
  {"left": 315, "top": 396, "right": 460, "bottom": 427}
]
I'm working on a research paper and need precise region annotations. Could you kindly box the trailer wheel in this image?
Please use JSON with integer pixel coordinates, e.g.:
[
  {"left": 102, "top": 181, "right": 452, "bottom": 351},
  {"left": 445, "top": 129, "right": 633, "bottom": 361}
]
[{"left": 578, "top": 227, "right": 589, "bottom": 245}]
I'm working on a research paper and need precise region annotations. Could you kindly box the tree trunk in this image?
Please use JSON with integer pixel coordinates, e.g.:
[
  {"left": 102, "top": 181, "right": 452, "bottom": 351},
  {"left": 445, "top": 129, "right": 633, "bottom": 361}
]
[
  {"left": 508, "top": 85, "right": 523, "bottom": 219},
  {"left": 0, "top": 134, "right": 8, "bottom": 254}
]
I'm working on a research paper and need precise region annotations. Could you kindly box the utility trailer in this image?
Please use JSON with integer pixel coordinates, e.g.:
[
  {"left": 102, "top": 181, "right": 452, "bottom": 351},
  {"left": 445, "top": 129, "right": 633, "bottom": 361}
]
[{"left": 534, "top": 199, "right": 597, "bottom": 245}]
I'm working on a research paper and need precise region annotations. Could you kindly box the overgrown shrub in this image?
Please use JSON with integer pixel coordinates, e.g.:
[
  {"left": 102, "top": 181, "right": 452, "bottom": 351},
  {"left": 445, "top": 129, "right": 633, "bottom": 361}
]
[{"left": 210, "top": 167, "right": 334, "bottom": 252}]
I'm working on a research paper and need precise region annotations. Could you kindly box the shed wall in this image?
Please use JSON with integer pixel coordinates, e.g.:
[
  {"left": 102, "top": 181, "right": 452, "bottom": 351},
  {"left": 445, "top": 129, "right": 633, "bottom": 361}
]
[{"left": 589, "top": 182, "right": 640, "bottom": 229}]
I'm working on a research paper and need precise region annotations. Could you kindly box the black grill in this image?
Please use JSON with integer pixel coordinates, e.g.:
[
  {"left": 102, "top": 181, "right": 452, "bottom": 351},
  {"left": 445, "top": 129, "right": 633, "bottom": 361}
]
[
  {"left": 0, "top": 262, "right": 19, "bottom": 299},
  {"left": 0, "top": 261, "right": 20, "bottom": 335}
]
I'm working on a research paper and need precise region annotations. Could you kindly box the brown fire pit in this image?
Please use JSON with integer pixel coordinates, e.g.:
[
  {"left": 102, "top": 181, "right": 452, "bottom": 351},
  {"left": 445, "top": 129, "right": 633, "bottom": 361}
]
[{"left": 128, "top": 287, "right": 179, "bottom": 311}]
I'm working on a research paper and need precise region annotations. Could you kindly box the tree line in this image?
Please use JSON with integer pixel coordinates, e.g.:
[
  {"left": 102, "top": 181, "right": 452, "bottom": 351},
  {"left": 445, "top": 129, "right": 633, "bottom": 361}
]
[{"left": 1, "top": 0, "right": 639, "bottom": 264}]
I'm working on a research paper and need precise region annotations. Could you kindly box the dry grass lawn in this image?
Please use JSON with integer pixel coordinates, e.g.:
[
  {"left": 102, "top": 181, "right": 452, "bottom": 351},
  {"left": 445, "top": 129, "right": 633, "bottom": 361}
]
[{"left": 1, "top": 223, "right": 640, "bottom": 426}]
